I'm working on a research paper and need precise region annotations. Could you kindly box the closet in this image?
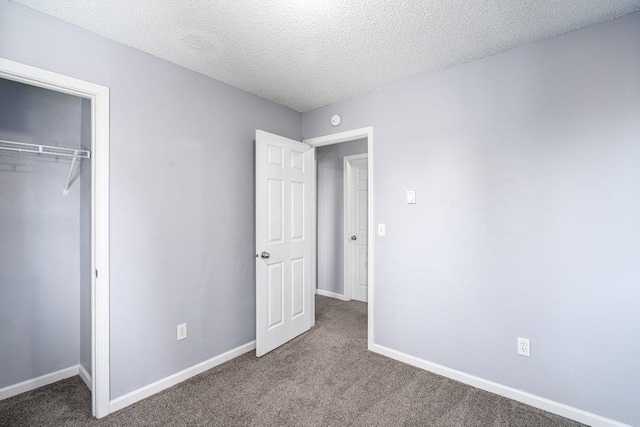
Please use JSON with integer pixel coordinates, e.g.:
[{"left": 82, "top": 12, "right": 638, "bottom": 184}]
[{"left": 0, "top": 78, "right": 92, "bottom": 400}]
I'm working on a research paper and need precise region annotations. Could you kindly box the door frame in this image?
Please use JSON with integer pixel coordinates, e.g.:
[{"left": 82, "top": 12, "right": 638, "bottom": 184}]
[
  {"left": 0, "top": 58, "right": 111, "bottom": 418},
  {"left": 343, "top": 153, "right": 368, "bottom": 302},
  {"left": 304, "top": 127, "right": 374, "bottom": 349}
]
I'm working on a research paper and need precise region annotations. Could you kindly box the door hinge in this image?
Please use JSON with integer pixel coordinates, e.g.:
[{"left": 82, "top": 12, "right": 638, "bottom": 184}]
[{"left": 95, "top": 269, "right": 99, "bottom": 279}]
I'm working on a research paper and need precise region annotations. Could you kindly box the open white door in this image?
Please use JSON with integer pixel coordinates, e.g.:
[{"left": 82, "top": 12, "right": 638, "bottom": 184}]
[
  {"left": 255, "top": 130, "right": 314, "bottom": 357},
  {"left": 346, "top": 156, "right": 368, "bottom": 302}
]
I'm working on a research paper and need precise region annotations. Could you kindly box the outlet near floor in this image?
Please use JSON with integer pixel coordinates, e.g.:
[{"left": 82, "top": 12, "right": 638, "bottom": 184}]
[
  {"left": 177, "top": 323, "right": 187, "bottom": 341},
  {"left": 517, "top": 337, "right": 530, "bottom": 357}
]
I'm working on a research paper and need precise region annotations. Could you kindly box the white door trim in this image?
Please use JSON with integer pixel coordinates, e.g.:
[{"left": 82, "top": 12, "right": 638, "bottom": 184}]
[
  {"left": 343, "top": 153, "right": 368, "bottom": 301},
  {"left": 304, "top": 127, "right": 374, "bottom": 350},
  {"left": 0, "top": 58, "right": 111, "bottom": 418}
]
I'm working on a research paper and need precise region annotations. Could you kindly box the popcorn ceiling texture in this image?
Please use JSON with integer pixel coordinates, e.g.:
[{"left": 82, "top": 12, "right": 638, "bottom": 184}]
[{"left": 12, "top": 0, "right": 640, "bottom": 112}]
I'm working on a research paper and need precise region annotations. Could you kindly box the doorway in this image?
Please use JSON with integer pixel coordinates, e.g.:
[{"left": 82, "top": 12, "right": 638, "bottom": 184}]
[
  {"left": 315, "top": 143, "right": 369, "bottom": 303},
  {"left": 307, "top": 127, "right": 374, "bottom": 346},
  {"left": 0, "top": 58, "right": 110, "bottom": 418},
  {"left": 254, "top": 127, "right": 374, "bottom": 356}
]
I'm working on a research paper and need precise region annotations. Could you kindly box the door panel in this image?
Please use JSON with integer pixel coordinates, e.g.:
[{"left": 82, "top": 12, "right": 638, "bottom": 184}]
[
  {"left": 290, "top": 182, "right": 305, "bottom": 240},
  {"left": 349, "top": 158, "right": 368, "bottom": 302},
  {"left": 290, "top": 150, "right": 305, "bottom": 170},
  {"left": 268, "top": 145, "right": 284, "bottom": 168},
  {"left": 357, "top": 190, "right": 367, "bottom": 232},
  {"left": 267, "top": 179, "right": 284, "bottom": 243},
  {"left": 267, "top": 262, "right": 284, "bottom": 329},
  {"left": 256, "top": 130, "right": 313, "bottom": 357},
  {"left": 291, "top": 257, "right": 305, "bottom": 318},
  {"left": 357, "top": 246, "right": 368, "bottom": 288}
]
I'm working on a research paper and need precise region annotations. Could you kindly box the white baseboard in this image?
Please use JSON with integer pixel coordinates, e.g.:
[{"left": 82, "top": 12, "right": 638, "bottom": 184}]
[
  {"left": 371, "top": 344, "right": 628, "bottom": 427},
  {"left": 316, "top": 289, "right": 348, "bottom": 301},
  {"left": 109, "top": 340, "right": 256, "bottom": 413},
  {"left": 79, "top": 365, "right": 92, "bottom": 391},
  {"left": 0, "top": 365, "right": 79, "bottom": 400}
]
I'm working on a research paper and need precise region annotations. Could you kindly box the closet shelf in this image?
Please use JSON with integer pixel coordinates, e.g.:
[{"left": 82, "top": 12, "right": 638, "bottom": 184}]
[
  {"left": 0, "top": 139, "right": 91, "bottom": 195},
  {"left": 0, "top": 139, "right": 90, "bottom": 159}
]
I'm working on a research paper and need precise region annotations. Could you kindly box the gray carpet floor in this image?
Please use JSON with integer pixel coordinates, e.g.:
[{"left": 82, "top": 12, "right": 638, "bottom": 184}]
[{"left": 0, "top": 296, "right": 583, "bottom": 426}]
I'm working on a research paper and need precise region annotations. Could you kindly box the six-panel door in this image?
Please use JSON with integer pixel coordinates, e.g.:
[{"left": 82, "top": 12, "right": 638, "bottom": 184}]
[
  {"left": 349, "top": 158, "right": 368, "bottom": 302},
  {"left": 255, "top": 130, "right": 313, "bottom": 357}
]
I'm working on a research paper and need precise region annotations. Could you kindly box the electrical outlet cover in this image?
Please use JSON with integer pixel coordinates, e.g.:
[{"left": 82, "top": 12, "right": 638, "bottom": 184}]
[
  {"left": 177, "top": 323, "right": 187, "bottom": 341},
  {"left": 517, "top": 337, "right": 530, "bottom": 357}
]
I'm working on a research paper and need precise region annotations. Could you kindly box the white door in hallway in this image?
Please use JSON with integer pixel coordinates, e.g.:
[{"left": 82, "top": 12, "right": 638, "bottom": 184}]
[
  {"left": 346, "top": 156, "right": 368, "bottom": 302},
  {"left": 255, "top": 130, "right": 314, "bottom": 357}
]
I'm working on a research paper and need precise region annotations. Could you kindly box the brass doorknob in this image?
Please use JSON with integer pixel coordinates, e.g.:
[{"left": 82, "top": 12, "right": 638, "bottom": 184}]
[
  {"left": 351, "top": 235, "right": 357, "bottom": 240},
  {"left": 260, "top": 251, "right": 271, "bottom": 259}
]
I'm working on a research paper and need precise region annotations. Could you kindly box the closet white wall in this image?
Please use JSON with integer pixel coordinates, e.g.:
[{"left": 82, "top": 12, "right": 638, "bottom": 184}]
[{"left": 0, "top": 78, "right": 91, "bottom": 390}]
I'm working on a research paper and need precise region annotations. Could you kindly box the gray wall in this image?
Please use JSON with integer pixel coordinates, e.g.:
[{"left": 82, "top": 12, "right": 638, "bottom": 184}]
[
  {"left": 0, "top": 0, "right": 301, "bottom": 399},
  {"left": 316, "top": 139, "right": 367, "bottom": 295},
  {"left": 303, "top": 12, "right": 640, "bottom": 425},
  {"left": 0, "top": 78, "right": 87, "bottom": 388}
]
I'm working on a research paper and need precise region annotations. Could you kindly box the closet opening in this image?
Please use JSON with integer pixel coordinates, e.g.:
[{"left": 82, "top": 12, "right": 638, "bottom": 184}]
[
  {"left": 0, "top": 58, "right": 110, "bottom": 418},
  {"left": 0, "top": 75, "right": 92, "bottom": 410}
]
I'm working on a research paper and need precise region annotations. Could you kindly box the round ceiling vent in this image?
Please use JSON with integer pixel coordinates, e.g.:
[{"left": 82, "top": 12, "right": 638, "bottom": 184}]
[{"left": 331, "top": 114, "right": 342, "bottom": 127}]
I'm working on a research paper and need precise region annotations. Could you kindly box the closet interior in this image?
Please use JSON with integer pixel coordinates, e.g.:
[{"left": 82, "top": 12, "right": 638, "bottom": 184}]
[{"left": 0, "top": 77, "right": 92, "bottom": 400}]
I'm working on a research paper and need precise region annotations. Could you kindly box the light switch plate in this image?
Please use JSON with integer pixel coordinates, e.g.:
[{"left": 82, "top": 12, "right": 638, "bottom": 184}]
[
  {"left": 378, "top": 224, "right": 386, "bottom": 236},
  {"left": 407, "top": 190, "right": 416, "bottom": 204}
]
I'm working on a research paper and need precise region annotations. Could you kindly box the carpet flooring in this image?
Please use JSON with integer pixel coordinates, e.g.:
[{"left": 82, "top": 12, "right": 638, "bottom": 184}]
[{"left": 0, "top": 296, "right": 583, "bottom": 426}]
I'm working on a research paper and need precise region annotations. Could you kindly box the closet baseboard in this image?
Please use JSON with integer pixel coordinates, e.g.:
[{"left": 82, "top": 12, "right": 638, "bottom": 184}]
[
  {"left": 79, "top": 365, "right": 92, "bottom": 391},
  {"left": 0, "top": 365, "right": 79, "bottom": 401}
]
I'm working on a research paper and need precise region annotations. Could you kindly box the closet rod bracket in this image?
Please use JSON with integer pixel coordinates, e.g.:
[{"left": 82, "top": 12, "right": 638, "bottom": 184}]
[{"left": 63, "top": 151, "right": 79, "bottom": 196}]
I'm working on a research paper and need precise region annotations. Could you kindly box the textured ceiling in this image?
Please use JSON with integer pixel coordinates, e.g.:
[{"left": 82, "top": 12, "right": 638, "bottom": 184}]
[{"left": 11, "top": 0, "right": 640, "bottom": 112}]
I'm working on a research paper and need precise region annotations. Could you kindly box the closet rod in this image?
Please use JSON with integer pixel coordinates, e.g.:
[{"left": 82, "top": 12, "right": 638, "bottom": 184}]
[{"left": 0, "top": 139, "right": 91, "bottom": 159}]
